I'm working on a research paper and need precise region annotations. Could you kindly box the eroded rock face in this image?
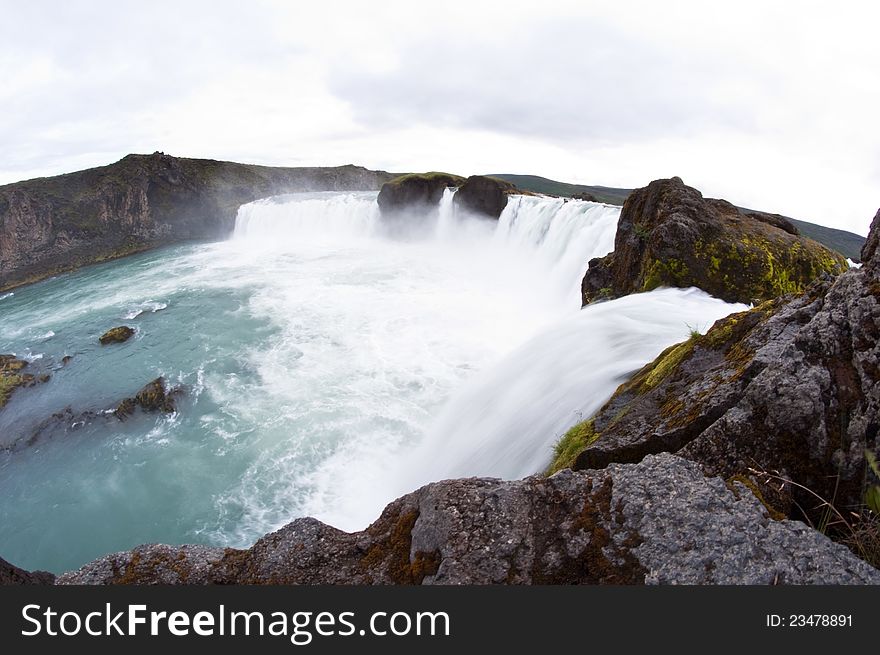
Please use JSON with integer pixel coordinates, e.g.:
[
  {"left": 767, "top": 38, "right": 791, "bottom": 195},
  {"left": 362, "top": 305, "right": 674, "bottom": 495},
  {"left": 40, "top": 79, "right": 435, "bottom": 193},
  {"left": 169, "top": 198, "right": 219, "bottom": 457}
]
[
  {"left": 453, "top": 175, "right": 516, "bottom": 219},
  {"left": 0, "top": 153, "right": 393, "bottom": 291},
  {"left": 559, "top": 206, "right": 880, "bottom": 525},
  {"left": 53, "top": 454, "right": 880, "bottom": 585},
  {"left": 581, "top": 177, "right": 847, "bottom": 305}
]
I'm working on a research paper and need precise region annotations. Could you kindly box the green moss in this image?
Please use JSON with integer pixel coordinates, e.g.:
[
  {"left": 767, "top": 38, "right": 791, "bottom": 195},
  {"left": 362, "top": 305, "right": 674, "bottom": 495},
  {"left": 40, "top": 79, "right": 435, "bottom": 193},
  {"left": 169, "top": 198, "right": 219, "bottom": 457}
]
[
  {"left": 0, "top": 374, "right": 24, "bottom": 408},
  {"left": 385, "top": 172, "right": 465, "bottom": 187},
  {"left": 640, "top": 336, "right": 697, "bottom": 392},
  {"left": 692, "top": 231, "right": 846, "bottom": 303},
  {"left": 0, "top": 355, "right": 35, "bottom": 409},
  {"left": 641, "top": 257, "right": 690, "bottom": 292},
  {"left": 546, "top": 419, "right": 601, "bottom": 475},
  {"left": 726, "top": 474, "right": 787, "bottom": 521}
]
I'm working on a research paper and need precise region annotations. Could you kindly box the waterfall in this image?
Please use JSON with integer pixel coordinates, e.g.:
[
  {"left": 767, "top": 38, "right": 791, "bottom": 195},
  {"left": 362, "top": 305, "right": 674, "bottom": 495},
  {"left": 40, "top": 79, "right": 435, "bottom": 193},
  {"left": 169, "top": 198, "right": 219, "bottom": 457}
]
[
  {"left": 233, "top": 191, "right": 380, "bottom": 242},
  {"left": 228, "top": 190, "right": 745, "bottom": 529},
  {"left": 401, "top": 287, "right": 748, "bottom": 485},
  {"left": 233, "top": 190, "right": 618, "bottom": 307}
]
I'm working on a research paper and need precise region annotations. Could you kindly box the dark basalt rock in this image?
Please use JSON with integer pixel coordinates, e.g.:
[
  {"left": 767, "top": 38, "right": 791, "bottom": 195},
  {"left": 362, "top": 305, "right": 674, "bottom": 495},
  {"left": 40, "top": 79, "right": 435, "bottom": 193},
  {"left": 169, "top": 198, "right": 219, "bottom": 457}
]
[
  {"left": 571, "top": 191, "right": 599, "bottom": 202},
  {"left": 453, "top": 175, "right": 516, "bottom": 219},
  {"left": 0, "top": 556, "right": 55, "bottom": 585},
  {"left": 2, "top": 378, "right": 180, "bottom": 452},
  {"left": 99, "top": 325, "right": 135, "bottom": 345},
  {"left": 581, "top": 177, "right": 848, "bottom": 306},
  {"left": 553, "top": 205, "right": 880, "bottom": 530},
  {"left": 745, "top": 210, "right": 799, "bottom": 236},
  {"left": 376, "top": 172, "right": 465, "bottom": 216},
  {"left": 54, "top": 454, "right": 880, "bottom": 585},
  {"left": 115, "top": 377, "right": 178, "bottom": 419}
]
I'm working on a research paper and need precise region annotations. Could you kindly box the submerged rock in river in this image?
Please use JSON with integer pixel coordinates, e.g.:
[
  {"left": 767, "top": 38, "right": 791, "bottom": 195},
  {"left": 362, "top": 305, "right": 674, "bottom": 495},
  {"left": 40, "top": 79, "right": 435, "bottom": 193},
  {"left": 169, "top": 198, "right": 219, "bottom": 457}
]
[
  {"left": 98, "top": 325, "right": 135, "bottom": 345},
  {"left": 115, "top": 377, "right": 178, "bottom": 419},
  {"left": 0, "top": 354, "right": 49, "bottom": 410}
]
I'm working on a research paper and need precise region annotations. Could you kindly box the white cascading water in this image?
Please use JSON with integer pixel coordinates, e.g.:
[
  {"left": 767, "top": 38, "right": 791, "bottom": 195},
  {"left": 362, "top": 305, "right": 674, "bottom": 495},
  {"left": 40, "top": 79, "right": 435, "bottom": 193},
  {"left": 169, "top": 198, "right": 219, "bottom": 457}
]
[
  {"left": 401, "top": 287, "right": 744, "bottom": 487},
  {"left": 227, "top": 190, "right": 745, "bottom": 530}
]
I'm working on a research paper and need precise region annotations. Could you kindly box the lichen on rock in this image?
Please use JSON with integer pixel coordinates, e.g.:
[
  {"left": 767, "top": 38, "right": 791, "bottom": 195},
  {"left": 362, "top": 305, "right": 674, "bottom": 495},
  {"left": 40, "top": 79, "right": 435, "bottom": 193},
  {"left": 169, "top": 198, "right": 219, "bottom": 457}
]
[{"left": 581, "top": 177, "right": 848, "bottom": 306}]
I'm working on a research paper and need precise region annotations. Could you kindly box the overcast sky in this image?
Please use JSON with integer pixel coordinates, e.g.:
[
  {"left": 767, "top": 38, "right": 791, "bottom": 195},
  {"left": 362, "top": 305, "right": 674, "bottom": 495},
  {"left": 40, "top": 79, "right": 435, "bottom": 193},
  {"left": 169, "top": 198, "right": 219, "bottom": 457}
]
[{"left": 1, "top": 0, "right": 878, "bottom": 234}]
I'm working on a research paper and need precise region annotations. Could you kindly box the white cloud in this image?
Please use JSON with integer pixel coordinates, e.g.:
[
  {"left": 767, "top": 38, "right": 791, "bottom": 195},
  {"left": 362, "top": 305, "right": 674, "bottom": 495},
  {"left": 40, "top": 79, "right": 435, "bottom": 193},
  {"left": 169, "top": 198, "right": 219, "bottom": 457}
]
[{"left": 0, "top": 0, "right": 877, "bottom": 235}]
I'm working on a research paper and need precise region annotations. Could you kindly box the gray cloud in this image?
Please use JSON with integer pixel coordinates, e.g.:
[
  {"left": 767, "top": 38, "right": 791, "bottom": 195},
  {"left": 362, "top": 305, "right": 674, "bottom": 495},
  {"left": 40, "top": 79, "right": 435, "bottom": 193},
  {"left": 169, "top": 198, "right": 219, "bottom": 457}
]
[{"left": 327, "top": 17, "right": 762, "bottom": 146}]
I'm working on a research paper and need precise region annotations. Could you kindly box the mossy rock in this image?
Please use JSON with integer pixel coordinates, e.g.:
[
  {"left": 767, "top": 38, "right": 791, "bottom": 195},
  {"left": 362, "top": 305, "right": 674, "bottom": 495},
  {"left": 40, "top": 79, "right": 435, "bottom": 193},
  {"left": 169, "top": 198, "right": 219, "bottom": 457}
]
[
  {"left": 546, "top": 419, "right": 601, "bottom": 475},
  {"left": 99, "top": 326, "right": 135, "bottom": 345},
  {"left": 0, "top": 354, "right": 49, "bottom": 409},
  {"left": 376, "top": 172, "right": 465, "bottom": 215},
  {"left": 114, "top": 377, "right": 177, "bottom": 419},
  {"left": 581, "top": 177, "right": 848, "bottom": 305}
]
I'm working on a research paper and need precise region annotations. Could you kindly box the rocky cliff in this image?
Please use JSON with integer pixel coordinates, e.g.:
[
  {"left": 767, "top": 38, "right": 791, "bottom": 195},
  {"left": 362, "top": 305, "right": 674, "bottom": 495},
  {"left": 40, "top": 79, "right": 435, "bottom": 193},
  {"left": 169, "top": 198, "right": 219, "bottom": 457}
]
[
  {"left": 0, "top": 153, "right": 393, "bottom": 291},
  {"left": 554, "top": 208, "right": 880, "bottom": 544},
  {"left": 581, "top": 177, "right": 848, "bottom": 305}
]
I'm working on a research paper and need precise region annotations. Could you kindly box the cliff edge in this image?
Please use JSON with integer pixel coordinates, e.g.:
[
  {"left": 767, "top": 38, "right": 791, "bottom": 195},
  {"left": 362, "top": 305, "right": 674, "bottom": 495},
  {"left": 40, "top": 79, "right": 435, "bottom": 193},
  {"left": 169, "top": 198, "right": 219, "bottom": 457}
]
[{"left": 0, "top": 153, "right": 393, "bottom": 291}]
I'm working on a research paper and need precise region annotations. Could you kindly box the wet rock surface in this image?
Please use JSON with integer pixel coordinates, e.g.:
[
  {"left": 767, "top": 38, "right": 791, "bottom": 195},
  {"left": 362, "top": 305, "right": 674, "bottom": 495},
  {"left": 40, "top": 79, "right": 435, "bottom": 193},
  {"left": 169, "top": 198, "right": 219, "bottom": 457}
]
[
  {"left": 98, "top": 325, "right": 135, "bottom": 345},
  {"left": 0, "top": 354, "right": 49, "bottom": 410}
]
